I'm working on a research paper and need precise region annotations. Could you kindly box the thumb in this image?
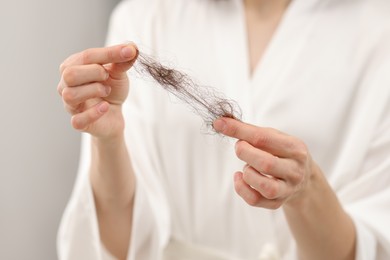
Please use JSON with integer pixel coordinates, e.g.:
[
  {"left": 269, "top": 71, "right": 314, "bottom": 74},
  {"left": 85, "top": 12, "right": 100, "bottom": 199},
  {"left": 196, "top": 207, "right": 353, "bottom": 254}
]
[{"left": 106, "top": 44, "right": 139, "bottom": 79}]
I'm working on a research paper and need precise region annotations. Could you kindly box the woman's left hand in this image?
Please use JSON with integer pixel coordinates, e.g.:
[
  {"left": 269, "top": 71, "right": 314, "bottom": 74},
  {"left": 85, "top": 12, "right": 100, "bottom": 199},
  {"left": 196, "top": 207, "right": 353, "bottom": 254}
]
[{"left": 213, "top": 117, "right": 318, "bottom": 209}]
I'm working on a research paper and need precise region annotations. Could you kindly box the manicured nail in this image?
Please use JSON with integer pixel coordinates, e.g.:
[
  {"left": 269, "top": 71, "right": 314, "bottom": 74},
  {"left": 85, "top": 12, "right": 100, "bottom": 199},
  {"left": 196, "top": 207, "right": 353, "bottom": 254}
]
[
  {"left": 97, "top": 102, "right": 109, "bottom": 113},
  {"left": 121, "top": 46, "right": 134, "bottom": 59},
  {"left": 105, "top": 86, "right": 111, "bottom": 96}
]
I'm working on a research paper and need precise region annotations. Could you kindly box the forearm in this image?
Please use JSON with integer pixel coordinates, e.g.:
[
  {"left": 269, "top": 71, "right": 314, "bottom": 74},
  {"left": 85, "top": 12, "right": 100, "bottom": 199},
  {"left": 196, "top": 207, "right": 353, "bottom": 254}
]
[
  {"left": 283, "top": 164, "right": 356, "bottom": 260},
  {"left": 58, "top": 42, "right": 138, "bottom": 259},
  {"left": 90, "top": 132, "right": 135, "bottom": 260}
]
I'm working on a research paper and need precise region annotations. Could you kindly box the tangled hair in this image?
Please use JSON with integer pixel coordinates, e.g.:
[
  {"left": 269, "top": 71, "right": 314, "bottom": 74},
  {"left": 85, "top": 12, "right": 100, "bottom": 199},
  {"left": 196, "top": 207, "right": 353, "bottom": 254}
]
[{"left": 134, "top": 50, "right": 242, "bottom": 132}]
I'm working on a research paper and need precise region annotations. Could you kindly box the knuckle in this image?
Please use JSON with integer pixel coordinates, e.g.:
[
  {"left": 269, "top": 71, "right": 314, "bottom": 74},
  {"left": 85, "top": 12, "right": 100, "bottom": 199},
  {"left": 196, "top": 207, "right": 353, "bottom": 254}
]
[
  {"left": 61, "top": 87, "right": 75, "bottom": 103},
  {"left": 260, "top": 181, "right": 278, "bottom": 199},
  {"left": 81, "top": 49, "right": 92, "bottom": 64},
  {"left": 234, "top": 177, "right": 262, "bottom": 207},
  {"left": 62, "top": 67, "right": 77, "bottom": 85},
  {"left": 253, "top": 132, "right": 270, "bottom": 148},
  {"left": 291, "top": 140, "right": 309, "bottom": 161},
  {"left": 290, "top": 170, "right": 304, "bottom": 185},
  {"left": 57, "top": 83, "right": 63, "bottom": 96},
  {"left": 71, "top": 116, "right": 83, "bottom": 130},
  {"left": 60, "top": 52, "right": 79, "bottom": 73},
  {"left": 297, "top": 149, "right": 309, "bottom": 162},
  {"left": 245, "top": 194, "right": 260, "bottom": 207},
  {"left": 59, "top": 62, "right": 66, "bottom": 74},
  {"left": 260, "top": 158, "right": 274, "bottom": 173},
  {"left": 63, "top": 103, "right": 72, "bottom": 114}
]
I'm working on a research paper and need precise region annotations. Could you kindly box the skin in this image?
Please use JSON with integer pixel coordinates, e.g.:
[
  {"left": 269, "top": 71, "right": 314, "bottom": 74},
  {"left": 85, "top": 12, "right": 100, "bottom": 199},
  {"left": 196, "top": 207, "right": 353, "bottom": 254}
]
[
  {"left": 58, "top": 44, "right": 138, "bottom": 259},
  {"left": 58, "top": 0, "right": 356, "bottom": 259},
  {"left": 213, "top": 118, "right": 356, "bottom": 260},
  {"left": 244, "top": 0, "right": 291, "bottom": 74},
  {"left": 237, "top": 1, "right": 356, "bottom": 259}
]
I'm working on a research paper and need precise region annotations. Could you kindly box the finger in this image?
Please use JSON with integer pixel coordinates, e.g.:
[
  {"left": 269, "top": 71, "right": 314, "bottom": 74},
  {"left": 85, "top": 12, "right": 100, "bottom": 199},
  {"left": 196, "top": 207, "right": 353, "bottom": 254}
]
[
  {"left": 234, "top": 172, "right": 263, "bottom": 206},
  {"left": 61, "top": 64, "right": 109, "bottom": 88},
  {"left": 235, "top": 140, "right": 290, "bottom": 180},
  {"left": 242, "top": 166, "right": 289, "bottom": 200},
  {"left": 60, "top": 43, "right": 138, "bottom": 73},
  {"left": 62, "top": 83, "right": 111, "bottom": 107},
  {"left": 213, "top": 117, "right": 303, "bottom": 158},
  {"left": 71, "top": 101, "right": 109, "bottom": 130},
  {"left": 64, "top": 98, "right": 101, "bottom": 115},
  {"left": 104, "top": 48, "right": 139, "bottom": 79},
  {"left": 234, "top": 172, "right": 283, "bottom": 210}
]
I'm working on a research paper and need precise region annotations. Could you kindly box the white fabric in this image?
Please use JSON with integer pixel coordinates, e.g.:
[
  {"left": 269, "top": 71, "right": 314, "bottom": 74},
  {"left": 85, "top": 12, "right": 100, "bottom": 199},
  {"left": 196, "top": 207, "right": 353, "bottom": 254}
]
[{"left": 57, "top": 0, "right": 390, "bottom": 259}]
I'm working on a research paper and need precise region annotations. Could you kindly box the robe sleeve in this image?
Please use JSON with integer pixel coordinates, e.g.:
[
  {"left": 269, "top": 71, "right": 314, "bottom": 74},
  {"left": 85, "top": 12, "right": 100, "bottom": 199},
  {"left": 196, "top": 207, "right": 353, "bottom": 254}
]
[
  {"left": 284, "top": 30, "right": 390, "bottom": 260},
  {"left": 343, "top": 98, "right": 390, "bottom": 260},
  {"left": 57, "top": 1, "right": 170, "bottom": 259},
  {"left": 340, "top": 38, "right": 390, "bottom": 260}
]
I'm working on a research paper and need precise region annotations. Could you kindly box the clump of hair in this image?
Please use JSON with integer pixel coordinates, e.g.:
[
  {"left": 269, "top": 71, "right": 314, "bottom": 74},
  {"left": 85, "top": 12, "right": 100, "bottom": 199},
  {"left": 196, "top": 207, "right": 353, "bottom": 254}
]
[{"left": 133, "top": 50, "right": 242, "bottom": 132}]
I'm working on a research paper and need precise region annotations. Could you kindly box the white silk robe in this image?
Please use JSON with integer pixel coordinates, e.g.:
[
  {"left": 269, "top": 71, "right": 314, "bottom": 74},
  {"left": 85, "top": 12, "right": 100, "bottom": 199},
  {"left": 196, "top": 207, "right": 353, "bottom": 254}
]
[{"left": 57, "top": 0, "right": 390, "bottom": 259}]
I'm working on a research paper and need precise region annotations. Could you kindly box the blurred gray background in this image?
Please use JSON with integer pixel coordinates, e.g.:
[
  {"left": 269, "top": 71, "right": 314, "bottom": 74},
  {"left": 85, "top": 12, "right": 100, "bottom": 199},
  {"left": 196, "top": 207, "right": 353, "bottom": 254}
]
[{"left": 0, "top": 0, "right": 120, "bottom": 259}]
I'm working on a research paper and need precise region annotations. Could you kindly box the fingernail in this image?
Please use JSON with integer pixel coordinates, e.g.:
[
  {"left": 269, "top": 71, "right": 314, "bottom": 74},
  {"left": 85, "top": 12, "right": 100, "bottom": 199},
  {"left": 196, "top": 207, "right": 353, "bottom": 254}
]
[
  {"left": 121, "top": 46, "right": 134, "bottom": 59},
  {"left": 97, "top": 102, "right": 109, "bottom": 113},
  {"left": 213, "top": 118, "right": 226, "bottom": 132},
  {"left": 105, "top": 86, "right": 111, "bottom": 96}
]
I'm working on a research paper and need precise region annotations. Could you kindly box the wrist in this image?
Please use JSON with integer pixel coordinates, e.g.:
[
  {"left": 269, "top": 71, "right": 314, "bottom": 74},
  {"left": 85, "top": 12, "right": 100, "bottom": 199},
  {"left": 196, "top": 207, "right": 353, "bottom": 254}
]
[
  {"left": 92, "top": 104, "right": 126, "bottom": 141},
  {"left": 284, "top": 162, "right": 323, "bottom": 210},
  {"left": 92, "top": 131, "right": 126, "bottom": 150}
]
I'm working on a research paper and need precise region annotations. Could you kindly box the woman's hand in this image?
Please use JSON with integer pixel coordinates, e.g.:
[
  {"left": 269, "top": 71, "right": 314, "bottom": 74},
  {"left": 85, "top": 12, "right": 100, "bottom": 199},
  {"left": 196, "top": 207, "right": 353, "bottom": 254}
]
[
  {"left": 57, "top": 43, "right": 138, "bottom": 139},
  {"left": 213, "top": 117, "right": 318, "bottom": 209},
  {"left": 214, "top": 117, "right": 356, "bottom": 259},
  {"left": 57, "top": 43, "right": 139, "bottom": 259}
]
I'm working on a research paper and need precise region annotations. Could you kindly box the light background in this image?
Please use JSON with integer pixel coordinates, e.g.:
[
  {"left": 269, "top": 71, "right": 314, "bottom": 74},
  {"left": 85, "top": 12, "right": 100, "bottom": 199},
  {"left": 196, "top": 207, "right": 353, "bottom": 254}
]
[{"left": 0, "top": 0, "right": 120, "bottom": 259}]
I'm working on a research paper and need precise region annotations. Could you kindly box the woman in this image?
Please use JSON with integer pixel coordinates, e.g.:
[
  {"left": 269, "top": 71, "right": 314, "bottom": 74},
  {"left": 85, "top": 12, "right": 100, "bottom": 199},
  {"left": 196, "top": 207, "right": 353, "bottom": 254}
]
[{"left": 57, "top": 0, "right": 390, "bottom": 259}]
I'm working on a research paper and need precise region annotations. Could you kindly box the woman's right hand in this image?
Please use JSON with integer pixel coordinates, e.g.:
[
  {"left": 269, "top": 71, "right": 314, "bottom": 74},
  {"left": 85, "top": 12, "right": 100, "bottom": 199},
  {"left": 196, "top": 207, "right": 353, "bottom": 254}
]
[{"left": 57, "top": 43, "right": 138, "bottom": 139}]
